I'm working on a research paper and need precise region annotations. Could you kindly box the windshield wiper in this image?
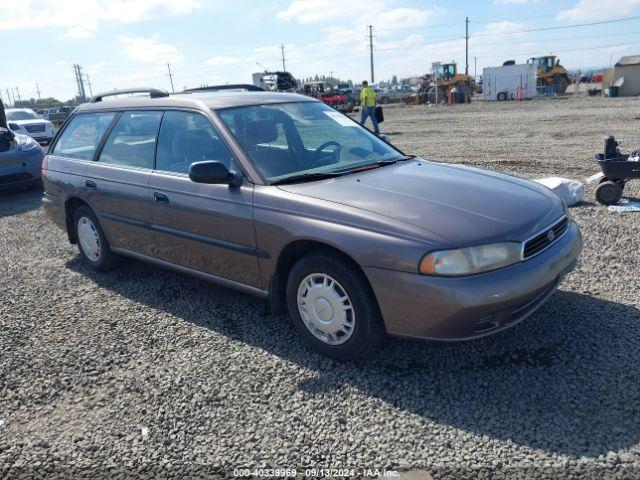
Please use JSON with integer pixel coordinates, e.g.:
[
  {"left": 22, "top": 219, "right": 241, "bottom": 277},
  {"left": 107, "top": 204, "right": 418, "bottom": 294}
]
[
  {"left": 338, "top": 155, "right": 416, "bottom": 175},
  {"left": 271, "top": 171, "right": 344, "bottom": 185}
]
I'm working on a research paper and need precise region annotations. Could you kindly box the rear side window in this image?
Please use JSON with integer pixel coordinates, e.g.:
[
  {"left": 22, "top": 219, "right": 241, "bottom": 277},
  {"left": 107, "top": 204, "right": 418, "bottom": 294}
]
[
  {"left": 99, "top": 111, "right": 163, "bottom": 169},
  {"left": 52, "top": 113, "right": 115, "bottom": 160},
  {"left": 156, "top": 111, "right": 234, "bottom": 174}
]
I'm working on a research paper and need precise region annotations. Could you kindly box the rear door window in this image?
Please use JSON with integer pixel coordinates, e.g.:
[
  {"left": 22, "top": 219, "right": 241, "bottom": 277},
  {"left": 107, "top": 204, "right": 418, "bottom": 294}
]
[
  {"left": 99, "top": 111, "right": 163, "bottom": 169},
  {"left": 155, "top": 110, "right": 234, "bottom": 174},
  {"left": 52, "top": 113, "right": 115, "bottom": 160}
]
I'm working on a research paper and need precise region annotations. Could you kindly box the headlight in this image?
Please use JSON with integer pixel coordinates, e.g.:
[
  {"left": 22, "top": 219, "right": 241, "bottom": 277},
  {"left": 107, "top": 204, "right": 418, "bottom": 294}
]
[
  {"left": 419, "top": 242, "right": 521, "bottom": 276},
  {"left": 17, "top": 135, "right": 40, "bottom": 152}
]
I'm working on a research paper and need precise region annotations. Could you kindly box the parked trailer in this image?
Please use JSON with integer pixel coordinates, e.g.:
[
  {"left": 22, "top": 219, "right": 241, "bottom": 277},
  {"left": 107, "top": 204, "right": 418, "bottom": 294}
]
[{"left": 483, "top": 63, "right": 537, "bottom": 101}]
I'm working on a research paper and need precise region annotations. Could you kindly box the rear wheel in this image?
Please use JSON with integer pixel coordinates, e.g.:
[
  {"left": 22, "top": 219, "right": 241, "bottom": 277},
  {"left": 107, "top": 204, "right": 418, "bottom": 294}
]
[
  {"left": 497, "top": 91, "right": 508, "bottom": 101},
  {"left": 286, "top": 253, "right": 385, "bottom": 360},
  {"left": 73, "top": 205, "right": 118, "bottom": 271},
  {"left": 554, "top": 74, "right": 569, "bottom": 94},
  {"left": 595, "top": 181, "right": 623, "bottom": 205},
  {"left": 427, "top": 86, "right": 445, "bottom": 104}
]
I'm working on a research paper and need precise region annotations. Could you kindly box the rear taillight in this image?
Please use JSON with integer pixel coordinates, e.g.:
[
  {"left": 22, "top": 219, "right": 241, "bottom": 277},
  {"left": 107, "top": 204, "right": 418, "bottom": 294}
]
[{"left": 41, "top": 155, "right": 49, "bottom": 177}]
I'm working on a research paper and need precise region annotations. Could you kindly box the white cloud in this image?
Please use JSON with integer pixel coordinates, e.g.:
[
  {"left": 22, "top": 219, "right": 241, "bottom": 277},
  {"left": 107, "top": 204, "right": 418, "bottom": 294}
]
[
  {"left": 253, "top": 45, "right": 282, "bottom": 55},
  {"left": 119, "top": 35, "right": 182, "bottom": 64},
  {"left": 474, "top": 21, "right": 528, "bottom": 37},
  {"left": 321, "top": 26, "right": 365, "bottom": 47},
  {"left": 205, "top": 56, "right": 238, "bottom": 67},
  {"left": 277, "top": 0, "right": 363, "bottom": 23},
  {"left": 0, "top": 0, "right": 201, "bottom": 37},
  {"left": 557, "top": 0, "right": 640, "bottom": 20},
  {"left": 277, "top": 0, "right": 438, "bottom": 29},
  {"left": 377, "top": 7, "right": 438, "bottom": 30},
  {"left": 61, "top": 26, "right": 94, "bottom": 39}
]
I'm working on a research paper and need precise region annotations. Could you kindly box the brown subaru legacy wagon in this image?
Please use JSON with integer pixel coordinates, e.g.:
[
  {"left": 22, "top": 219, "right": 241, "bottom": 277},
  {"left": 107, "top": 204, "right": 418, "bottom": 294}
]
[{"left": 42, "top": 88, "right": 582, "bottom": 359}]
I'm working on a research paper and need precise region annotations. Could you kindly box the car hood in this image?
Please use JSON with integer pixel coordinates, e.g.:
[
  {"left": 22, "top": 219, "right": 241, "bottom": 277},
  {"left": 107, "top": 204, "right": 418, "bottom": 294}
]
[
  {"left": 278, "top": 159, "right": 565, "bottom": 246},
  {"left": 11, "top": 119, "right": 48, "bottom": 126}
]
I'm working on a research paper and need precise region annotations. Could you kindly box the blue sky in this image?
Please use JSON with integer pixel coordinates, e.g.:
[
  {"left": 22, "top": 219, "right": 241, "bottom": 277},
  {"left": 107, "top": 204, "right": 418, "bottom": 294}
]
[{"left": 1, "top": 0, "right": 640, "bottom": 102}]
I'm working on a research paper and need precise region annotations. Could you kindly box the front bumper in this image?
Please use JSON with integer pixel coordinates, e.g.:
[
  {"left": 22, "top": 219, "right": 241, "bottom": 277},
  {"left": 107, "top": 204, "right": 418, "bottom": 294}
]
[
  {"left": 0, "top": 149, "right": 44, "bottom": 190},
  {"left": 365, "top": 221, "right": 583, "bottom": 340}
]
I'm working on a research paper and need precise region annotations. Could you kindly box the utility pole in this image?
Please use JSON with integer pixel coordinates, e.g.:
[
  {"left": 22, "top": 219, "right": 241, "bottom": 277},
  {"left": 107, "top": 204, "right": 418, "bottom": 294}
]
[
  {"left": 73, "top": 64, "right": 87, "bottom": 102},
  {"left": 166, "top": 63, "right": 175, "bottom": 93},
  {"left": 465, "top": 17, "right": 470, "bottom": 76},
  {"left": 280, "top": 44, "right": 286, "bottom": 72},
  {"left": 85, "top": 75, "right": 93, "bottom": 97},
  {"left": 474, "top": 57, "right": 477, "bottom": 79},
  {"left": 15, "top": 86, "right": 22, "bottom": 104},
  {"left": 368, "top": 25, "right": 375, "bottom": 83},
  {"left": 5, "top": 89, "right": 12, "bottom": 107},
  {"left": 36, "top": 82, "right": 42, "bottom": 104}
]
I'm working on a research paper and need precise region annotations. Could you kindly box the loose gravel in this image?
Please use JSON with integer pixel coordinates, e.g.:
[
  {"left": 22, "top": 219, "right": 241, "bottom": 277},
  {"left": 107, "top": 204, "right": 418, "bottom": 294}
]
[{"left": 1, "top": 96, "right": 639, "bottom": 479}]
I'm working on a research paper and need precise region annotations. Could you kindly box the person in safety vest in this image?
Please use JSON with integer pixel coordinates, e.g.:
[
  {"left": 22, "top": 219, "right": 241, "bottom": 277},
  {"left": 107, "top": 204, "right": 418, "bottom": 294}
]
[{"left": 359, "top": 80, "right": 379, "bottom": 135}]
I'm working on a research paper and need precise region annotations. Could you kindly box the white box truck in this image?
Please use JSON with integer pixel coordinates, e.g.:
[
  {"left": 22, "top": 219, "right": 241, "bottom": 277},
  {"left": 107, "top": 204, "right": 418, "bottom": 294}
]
[{"left": 482, "top": 63, "right": 537, "bottom": 101}]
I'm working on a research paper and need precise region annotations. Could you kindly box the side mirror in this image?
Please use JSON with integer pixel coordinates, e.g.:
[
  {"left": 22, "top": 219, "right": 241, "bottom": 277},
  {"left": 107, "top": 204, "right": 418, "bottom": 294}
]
[{"left": 189, "top": 160, "right": 241, "bottom": 186}]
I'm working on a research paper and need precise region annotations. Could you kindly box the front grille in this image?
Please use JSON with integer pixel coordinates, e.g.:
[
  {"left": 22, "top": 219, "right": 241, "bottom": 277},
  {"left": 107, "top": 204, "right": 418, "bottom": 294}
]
[
  {"left": 523, "top": 217, "right": 569, "bottom": 259},
  {"left": 24, "top": 124, "right": 46, "bottom": 133},
  {"left": 0, "top": 172, "right": 33, "bottom": 185}
]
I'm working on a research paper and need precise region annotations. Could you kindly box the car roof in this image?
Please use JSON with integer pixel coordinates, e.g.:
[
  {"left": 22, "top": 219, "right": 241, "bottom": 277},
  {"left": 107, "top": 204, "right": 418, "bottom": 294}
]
[{"left": 74, "top": 91, "right": 317, "bottom": 113}]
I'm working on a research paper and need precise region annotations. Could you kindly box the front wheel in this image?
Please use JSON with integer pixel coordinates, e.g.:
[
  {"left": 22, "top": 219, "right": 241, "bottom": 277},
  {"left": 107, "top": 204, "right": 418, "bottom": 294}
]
[{"left": 286, "top": 253, "right": 385, "bottom": 360}]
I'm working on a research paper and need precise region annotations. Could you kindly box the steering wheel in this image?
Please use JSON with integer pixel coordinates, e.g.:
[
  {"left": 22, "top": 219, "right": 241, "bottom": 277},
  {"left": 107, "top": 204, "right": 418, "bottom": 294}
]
[{"left": 311, "top": 140, "right": 342, "bottom": 167}]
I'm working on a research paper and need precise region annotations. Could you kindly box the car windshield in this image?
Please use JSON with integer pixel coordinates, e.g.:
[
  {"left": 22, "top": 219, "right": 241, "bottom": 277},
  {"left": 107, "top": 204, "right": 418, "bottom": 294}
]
[
  {"left": 216, "top": 101, "right": 405, "bottom": 183},
  {"left": 7, "top": 110, "right": 38, "bottom": 121}
]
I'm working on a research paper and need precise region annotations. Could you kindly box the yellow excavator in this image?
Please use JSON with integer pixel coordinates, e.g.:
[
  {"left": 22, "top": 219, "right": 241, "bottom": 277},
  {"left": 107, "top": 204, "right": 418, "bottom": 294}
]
[
  {"left": 426, "top": 63, "right": 473, "bottom": 104},
  {"left": 528, "top": 55, "right": 570, "bottom": 93}
]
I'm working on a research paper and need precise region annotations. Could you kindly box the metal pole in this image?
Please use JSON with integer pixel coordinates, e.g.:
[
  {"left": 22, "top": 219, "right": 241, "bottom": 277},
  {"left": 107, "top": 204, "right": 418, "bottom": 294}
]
[
  {"left": 167, "top": 63, "right": 175, "bottom": 93},
  {"left": 368, "top": 25, "right": 375, "bottom": 83},
  {"left": 73, "top": 64, "right": 86, "bottom": 102},
  {"left": 280, "top": 44, "right": 286, "bottom": 72},
  {"left": 85, "top": 75, "right": 93, "bottom": 97},
  {"left": 434, "top": 66, "right": 438, "bottom": 105},
  {"left": 77, "top": 65, "right": 86, "bottom": 102},
  {"left": 15, "top": 86, "right": 22, "bottom": 104},
  {"left": 465, "top": 17, "right": 469, "bottom": 76},
  {"left": 73, "top": 64, "right": 80, "bottom": 100},
  {"left": 474, "top": 57, "right": 477, "bottom": 79},
  {"left": 36, "top": 82, "right": 42, "bottom": 103}
]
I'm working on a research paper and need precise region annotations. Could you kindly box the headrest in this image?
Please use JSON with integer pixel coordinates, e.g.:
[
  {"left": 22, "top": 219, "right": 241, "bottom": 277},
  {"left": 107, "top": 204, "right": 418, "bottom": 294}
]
[{"left": 245, "top": 119, "right": 278, "bottom": 145}]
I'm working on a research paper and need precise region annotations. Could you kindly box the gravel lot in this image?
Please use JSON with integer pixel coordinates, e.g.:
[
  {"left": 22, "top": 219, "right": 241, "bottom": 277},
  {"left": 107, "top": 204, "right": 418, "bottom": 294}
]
[{"left": 1, "top": 96, "right": 639, "bottom": 479}]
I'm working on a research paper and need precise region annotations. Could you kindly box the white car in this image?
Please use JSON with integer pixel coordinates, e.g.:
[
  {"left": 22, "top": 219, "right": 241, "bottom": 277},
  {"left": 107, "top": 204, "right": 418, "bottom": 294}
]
[{"left": 6, "top": 108, "right": 55, "bottom": 145}]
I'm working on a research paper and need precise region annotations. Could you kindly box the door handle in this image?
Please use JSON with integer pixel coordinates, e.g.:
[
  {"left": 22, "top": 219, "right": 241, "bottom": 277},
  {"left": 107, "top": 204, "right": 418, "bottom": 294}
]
[
  {"left": 85, "top": 180, "right": 97, "bottom": 190},
  {"left": 153, "top": 192, "right": 169, "bottom": 204}
]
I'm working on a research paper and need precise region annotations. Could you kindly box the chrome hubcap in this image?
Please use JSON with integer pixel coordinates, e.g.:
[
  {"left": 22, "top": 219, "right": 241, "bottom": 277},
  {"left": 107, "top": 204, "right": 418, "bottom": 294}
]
[
  {"left": 297, "top": 273, "right": 355, "bottom": 345},
  {"left": 77, "top": 216, "right": 101, "bottom": 262}
]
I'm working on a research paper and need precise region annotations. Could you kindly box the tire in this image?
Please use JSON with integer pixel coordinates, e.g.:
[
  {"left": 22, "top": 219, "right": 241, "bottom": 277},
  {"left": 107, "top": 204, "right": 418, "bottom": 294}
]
[
  {"left": 73, "top": 205, "right": 118, "bottom": 271},
  {"left": 554, "top": 75, "right": 569, "bottom": 94},
  {"left": 427, "top": 86, "right": 445, "bottom": 104},
  {"left": 286, "top": 253, "right": 385, "bottom": 360},
  {"left": 497, "top": 91, "right": 508, "bottom": 101},
  {"left": 595, "top": 181, "right": 623, "bottom": 205}
]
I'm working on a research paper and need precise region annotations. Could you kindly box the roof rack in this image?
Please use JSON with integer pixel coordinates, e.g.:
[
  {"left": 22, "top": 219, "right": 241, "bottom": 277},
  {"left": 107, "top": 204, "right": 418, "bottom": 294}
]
[
  {"left": 90, "top": 88, "right": 170, "bottom": 103},
  {"left": 182, "top": 84, "right": 264, "bottom": 93}
]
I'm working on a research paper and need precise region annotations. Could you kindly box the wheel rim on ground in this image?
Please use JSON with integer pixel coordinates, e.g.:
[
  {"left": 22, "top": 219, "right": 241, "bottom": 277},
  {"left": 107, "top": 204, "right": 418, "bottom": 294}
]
[
  {"left": 77, "top": 216, "right": 101, "bottom": 262},
  {"left": 297, "top": 273, "right": 355, "bottom": 345}
]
